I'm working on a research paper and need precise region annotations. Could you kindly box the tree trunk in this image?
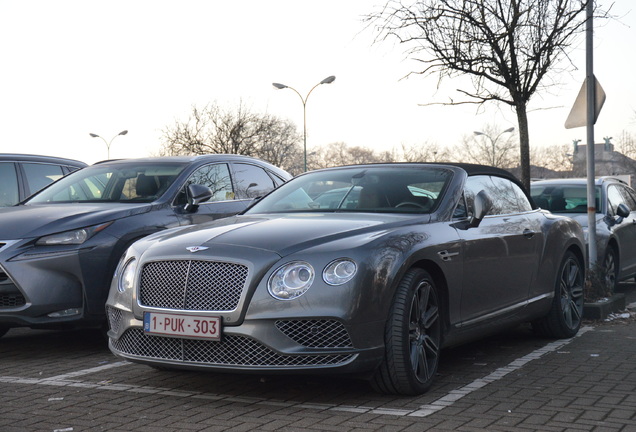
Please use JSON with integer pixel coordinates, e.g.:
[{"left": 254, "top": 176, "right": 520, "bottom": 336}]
[{"left": 515, "top": 103, "right": 531, "bottom": 190}]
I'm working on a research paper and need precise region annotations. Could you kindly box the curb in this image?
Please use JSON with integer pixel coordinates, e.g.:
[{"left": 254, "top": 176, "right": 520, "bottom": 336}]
[{"left": 583, "top": 293, "right": 626, "bottom": 320}]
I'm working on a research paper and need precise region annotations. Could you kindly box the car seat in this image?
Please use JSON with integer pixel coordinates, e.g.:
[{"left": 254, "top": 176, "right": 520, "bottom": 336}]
[{"left": 136, "top": 174, "right": 160, "bottom": 198}]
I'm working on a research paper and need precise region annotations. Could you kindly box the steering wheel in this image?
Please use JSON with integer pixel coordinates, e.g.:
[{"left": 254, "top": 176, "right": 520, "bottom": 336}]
[{"left": 396, "top": 201, "right": 427, "bottom": 209}]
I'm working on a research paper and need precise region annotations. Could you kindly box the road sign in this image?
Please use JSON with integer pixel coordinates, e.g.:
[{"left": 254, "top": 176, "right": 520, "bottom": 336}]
[{"left": 564, "top": 76, "right": 606, "bottom": 129}]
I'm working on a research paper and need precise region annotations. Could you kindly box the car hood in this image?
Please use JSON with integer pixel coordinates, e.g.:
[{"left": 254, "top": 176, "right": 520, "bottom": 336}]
[
  {"left": 0, "top": 203, "right": 153, "bottom": 240},
  {"left": 563, "top": 213, "right": 604, "bottom": 230},
  {"left": 141, "top": 212, "right": 431, "bottom": 257}
]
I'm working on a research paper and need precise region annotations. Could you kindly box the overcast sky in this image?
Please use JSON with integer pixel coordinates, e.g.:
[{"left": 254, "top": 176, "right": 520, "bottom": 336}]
[{"left": 0, "top": 1, "right": 634, "bottom": 165}]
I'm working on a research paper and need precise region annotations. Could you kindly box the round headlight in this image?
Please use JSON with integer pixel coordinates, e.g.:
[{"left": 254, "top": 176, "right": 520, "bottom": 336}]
[
  {"left": 118, "top": 258, "right": 137, "bottom": 293},
  {"left": 323, "top": 259, "right": 357, "bottom": 285},
  {"left": 268, "top": 261, "right": 315, "bottom": 300}
]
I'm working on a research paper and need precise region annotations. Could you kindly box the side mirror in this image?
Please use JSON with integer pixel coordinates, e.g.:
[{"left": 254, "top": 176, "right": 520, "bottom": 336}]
[
  {"left": 183, "top": 184, "right": 213, "bottom": 212},
  {"left": 617, "top": 203, "right": 630, "bottom": 219},
  {"left": 470, "top": 190, "right": 493, "bottom": 227},
  {"left": 608, "top": 203, "right": 631, "bottom": 226}
]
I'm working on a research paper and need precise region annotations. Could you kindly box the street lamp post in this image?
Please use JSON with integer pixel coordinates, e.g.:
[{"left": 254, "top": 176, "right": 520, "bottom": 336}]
[
  {"left": 272, "top": 75, "right": 335, "bottom": 172},
  {"left": 473, "top": 127, "right": 515, "bottom": 166},
  {"left": 90, "top": 130, "right": 128, "bottom": 159}
]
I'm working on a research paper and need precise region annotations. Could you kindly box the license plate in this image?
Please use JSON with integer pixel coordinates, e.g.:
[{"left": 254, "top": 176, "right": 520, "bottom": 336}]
[{"left": 143, "top": 312, "right": 221, "bottom": 340}]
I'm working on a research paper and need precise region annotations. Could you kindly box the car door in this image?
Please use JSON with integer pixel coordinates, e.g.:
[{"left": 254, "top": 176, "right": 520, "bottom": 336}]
[
  {"left": 607, "top": 184, "right": 636, "bottom": 277},
  {"left": 173, "top": 162, "right": 252, "bottom": 225},
  {"left": 0, "top": 162, "right": 19, "bottom": 206},
  {"left": 231, "top": 162, "right": 280, "bottom": 199},
  {"left": 456, "top": 175, "right": 542, "bottom": 324},
  {"left": 19, "top": 162, "right": 66, "bottom": 198}
]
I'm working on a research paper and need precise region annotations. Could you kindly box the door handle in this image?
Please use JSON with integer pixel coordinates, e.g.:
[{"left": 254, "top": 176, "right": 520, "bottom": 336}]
[{"left": 523, "top": 229, "right": 535, "bottom": 238}]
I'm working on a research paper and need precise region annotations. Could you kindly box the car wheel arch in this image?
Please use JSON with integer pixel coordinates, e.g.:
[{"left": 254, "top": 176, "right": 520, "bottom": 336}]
[{"left": 395, "top": 260, "right": 451, "bottom": 335}]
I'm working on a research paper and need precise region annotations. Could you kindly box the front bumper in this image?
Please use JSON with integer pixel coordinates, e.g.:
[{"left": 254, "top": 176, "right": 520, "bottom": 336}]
[
  {"left": 0, "top": 237, "right": 116, "bottom": 328},
  {"left": 107, "top": 306, "right": 383, "bottom": 373}
]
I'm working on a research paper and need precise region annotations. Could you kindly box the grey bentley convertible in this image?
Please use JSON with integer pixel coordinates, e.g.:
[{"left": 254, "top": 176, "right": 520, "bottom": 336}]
[{"left": 106, "top": 163, "right": 586, "bottom": 395}]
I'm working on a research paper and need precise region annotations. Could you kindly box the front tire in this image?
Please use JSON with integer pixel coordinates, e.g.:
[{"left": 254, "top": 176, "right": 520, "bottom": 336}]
[
  {"left": 371, "top": 268, "right": 442, "bottom": 395},
  {"left": 533, "top": 251, "right": 584, "bottom": 338}
]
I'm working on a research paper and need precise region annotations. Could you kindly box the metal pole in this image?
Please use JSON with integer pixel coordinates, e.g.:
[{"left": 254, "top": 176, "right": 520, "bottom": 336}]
[
  {"left": 272, "top": 76, "right": 335, "bottom": 172},
  {"left": 586, "top": 1, "right": 597, "bottom": 269}
]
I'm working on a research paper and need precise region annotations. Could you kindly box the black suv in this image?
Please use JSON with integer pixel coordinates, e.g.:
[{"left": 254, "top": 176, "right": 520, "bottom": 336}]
[
  {"left": 0, "top": 153, "right": 87, "bottom": 206},
  {"left": 0, "top": 154, "right": 290, "bottom": 337}
]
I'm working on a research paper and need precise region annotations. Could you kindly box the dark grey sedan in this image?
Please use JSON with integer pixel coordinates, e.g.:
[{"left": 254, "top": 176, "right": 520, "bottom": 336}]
[
  {"left": 107, "top": 163, "right": 586, "bottom": 395},
  {"left": 531, "top": 177, "right": 636, "bottom": 292},
  {"left": 0, "top": 155, "right": 290, "bottom": 337}
]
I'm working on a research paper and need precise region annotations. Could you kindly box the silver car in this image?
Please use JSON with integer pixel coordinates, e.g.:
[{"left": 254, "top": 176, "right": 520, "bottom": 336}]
[
  {"left": 107, "top": 163, "right": 586, "bottom": 395},
  {"left": 531, "top": 177, "right": 636, "bottom": 292}
]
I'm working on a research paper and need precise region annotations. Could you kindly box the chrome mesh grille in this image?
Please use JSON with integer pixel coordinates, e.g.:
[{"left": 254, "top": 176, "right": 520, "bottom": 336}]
[
  {"left": 106, "top": 306, "right": 124, "bottom": 334},
  {"left": 112, "top": 328, "right": 355, "bottom": 367},
  {"left": 275, "top": 319, "right": 353, "bottom": 348},
  {"left": 139, "top": 260, "right": 248, "bottom": 311}
]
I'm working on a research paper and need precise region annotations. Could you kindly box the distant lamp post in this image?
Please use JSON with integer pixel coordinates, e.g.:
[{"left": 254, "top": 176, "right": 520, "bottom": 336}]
[
  {"left": 90, "top": 130, "right": 128, "bottom": 159},
  {"left": 473, "top": 127, "right": 515, "bottom": 166},
  {"left": 272, "top": 75, "right": 336, "bottom": 172}
]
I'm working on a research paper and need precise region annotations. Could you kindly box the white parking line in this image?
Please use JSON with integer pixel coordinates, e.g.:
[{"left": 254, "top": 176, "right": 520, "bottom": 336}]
[
  {"left": 0, "top": 326, "right": 593, "bottom": 417},
  {"left": 409, "top": 326, "right": 593, "bottom": 417}
]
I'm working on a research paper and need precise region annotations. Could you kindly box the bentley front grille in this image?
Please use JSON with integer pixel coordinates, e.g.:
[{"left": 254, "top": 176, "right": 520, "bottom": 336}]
[
  {"left": 113, "top": 328, "right": 355, "bottom": 368},
  {"left": 139, "top": 260, "right": 248, "bottom": 312},
  {"left": 275, "top": 319, "right": 353, "bottom": 348}
]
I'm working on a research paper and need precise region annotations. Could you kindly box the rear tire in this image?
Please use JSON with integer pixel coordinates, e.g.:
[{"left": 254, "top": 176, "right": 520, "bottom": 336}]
[
  {"left": 371, "top": 268, "right": 442, "bottom": 395},
  {"left": 533, "top": 251, "right": 584, "bottom": 338},
  {"left": 603, "top": 246, "right": 618, "bottom": 293}
]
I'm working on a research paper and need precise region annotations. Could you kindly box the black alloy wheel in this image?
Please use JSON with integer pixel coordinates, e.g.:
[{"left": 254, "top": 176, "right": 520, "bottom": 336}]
[
  {"left": 603, "top": 246, "right": 618, "bottom": 294},
  {"left": 371, "top": 268, "right": 442, "bottom": 395},
  {"left": 533, "top": 251, "right": 584, "bottom": 339}
]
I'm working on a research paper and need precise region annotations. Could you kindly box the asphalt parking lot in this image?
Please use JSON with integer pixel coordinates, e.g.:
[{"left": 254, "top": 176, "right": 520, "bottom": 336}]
[{"left": 2, "top": 285, "right": 636, "bottom": 432}]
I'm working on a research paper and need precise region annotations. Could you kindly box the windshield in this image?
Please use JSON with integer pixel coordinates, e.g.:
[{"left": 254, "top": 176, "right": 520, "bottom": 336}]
[
  {"left": 530, "top": 184, "right": 601, "bottom": 214},
  {"left": 246, "top": 166, "right": 451, "bottom": 214},
  {"left": 27, "top": 162, "right": 188, "bottom": 204}
]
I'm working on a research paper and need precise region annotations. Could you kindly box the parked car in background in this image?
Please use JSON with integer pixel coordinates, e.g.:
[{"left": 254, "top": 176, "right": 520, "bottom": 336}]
[
  {"left": 107, "top": 163, "right": 586, "bottom": 396},
  {"left": 0, "top": 155, "right": 291, "bottom": 338},
  {"left": 0, "top": 153, "right": 87, "bottom": 206},
  {"left": 531, "top": 177, "right": 636, "bottom": 292}
]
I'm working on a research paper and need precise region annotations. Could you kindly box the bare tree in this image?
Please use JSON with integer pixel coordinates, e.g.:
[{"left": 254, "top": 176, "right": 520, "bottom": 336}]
[
  {"left": 367, "top": 0, "right": 601, "bottom": 188},
  {"left": 399, "top": 142, "right": 452, "bottom": 162},
  {"left": 160, "top": 101, "right": 303, "bottom": 173},
  {"left": 309, "top": 142, "right": 384, "bottom": 169},
  {"left": 530, "top": 143, "right": 574, "bottom": 177},
  {"left": 453, "top": 124, "right": 517, "bottom": 168},
  {"left": 616, "top": 130, "right": 636, "bottom": 160}
]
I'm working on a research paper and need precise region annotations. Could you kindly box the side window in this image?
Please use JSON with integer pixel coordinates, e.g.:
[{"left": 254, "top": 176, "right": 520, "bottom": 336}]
[
  {"left": 453, "top": 192, "right": 468, "bottom": 218},
  {"left": 464, "top": 175, "right": 493, "bottom": 215},
  {"left": 63, "top": 165, "right": 82, "bottom": 175},
  {"left": 488, "top": 176, "right": 528, "bottom": 214},
  {"left": 619, "top": 185, "right": 636, "bottom": 212},
  {"left": 21, "top": 163, "right": 65, "bottom": 196},
  {"left": 492, "top": 177, "right": 532, "bottom": 214},
  {"left": 184, "top": 163, "right": 234, "bottom": 203},
  {"left": 464, "top": 175, "right": 528, "bottom": 216},
  {"left": 0, "top": 162, "right": 19, "bottom": 206},
  {"left": 271, "top": 173, "right": 287, "bottom": 187},
  {"left": 607, "top": 185, "right": 625, "bottom": 216},
  {"left": 233, "top": 163, "right": 276, "bottom": 199}
]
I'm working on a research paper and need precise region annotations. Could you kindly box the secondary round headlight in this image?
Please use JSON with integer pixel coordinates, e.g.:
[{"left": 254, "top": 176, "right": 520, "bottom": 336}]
[
  {"left": 118, "top": 258, "right": 138, "bottom": 293},
  {"left": 268, "top": 261, "right": 315, "bottom": 300},
  {"left": 323, "top": 259, "right": 357, "bottom": 285}
]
